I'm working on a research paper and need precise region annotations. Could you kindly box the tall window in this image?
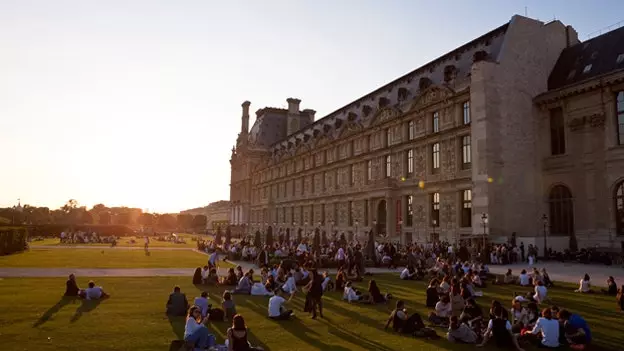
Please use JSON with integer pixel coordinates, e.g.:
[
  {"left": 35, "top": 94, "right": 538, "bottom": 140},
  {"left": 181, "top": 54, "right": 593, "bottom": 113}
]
[
  {"left": 463, "top": 101, "right": 471, "bottom": 124},
  {"left": 617, "top": 91, "right": 624, "bottom": 145},
  {"left": 368, "top": 135, "right": 373, "bottom": 151},
  {"left": 386, "top": 128, "right": 392, "bottom": 147},
  {"left": 615, "top": 181, "right": 624, "bottom": 235},
  {"left": 385, "top": 155, "right": 392, "bottom": 178},
  {"left": 432, "top": 143, "right": 440, "bottom": 174},
  {"left": 408, "top": 120, "right": 416, "bottom": 140},
  {"left": 548, "top": 185, "right": 574, "bottom": 235},
  {"left": 321, "top": 204, "right": 325, "bottom": 224},
  {"left": 406, "top": 195, "right": 413, "bottom": 226},
  {"left": 431, "top": 192, "right": 440, "bottom": 227},
  {"left": 432, "top": 111, "right": 440, "bottom": 133},
  {"left": 550, "top": 107, "right": 566, "bottom": 155},
  {"left": 350, "top": 164, "right": 356, "bottom": 186},
  {"left": 461, "top": 190, "right": 472, "bottom": 227},
  {"left": 461, "top": 135, "right": 471, "bottom": 169},
  {"left": 323, "top": 172, "right": 327, "bottom": 191},
  {"left": 348, "top": 201, "right": 353, "bottom": 226},
  {"left": 406, "top": 149, "right": 414, "bottom": 175},
  {"left": 367, "top": 160, "right": 373, "bottom": 181}
]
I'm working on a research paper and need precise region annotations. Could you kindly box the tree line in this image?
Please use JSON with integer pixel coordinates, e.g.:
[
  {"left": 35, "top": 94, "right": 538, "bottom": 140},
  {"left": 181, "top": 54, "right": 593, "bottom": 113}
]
[{"left": 0, "top": 199, "right": 208, "bottom": 232}]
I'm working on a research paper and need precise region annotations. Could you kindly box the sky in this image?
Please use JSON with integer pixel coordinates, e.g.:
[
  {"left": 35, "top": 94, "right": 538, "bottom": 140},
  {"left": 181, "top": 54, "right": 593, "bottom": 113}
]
[{"left": 1, "top": 0, "right": 622, "bottom": 213}]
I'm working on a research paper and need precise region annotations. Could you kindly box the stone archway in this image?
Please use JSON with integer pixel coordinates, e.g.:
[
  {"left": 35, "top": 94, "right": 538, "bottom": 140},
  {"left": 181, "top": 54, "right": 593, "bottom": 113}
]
[{"left": 376, "top": 200, "right": 387, "bottom": 235}]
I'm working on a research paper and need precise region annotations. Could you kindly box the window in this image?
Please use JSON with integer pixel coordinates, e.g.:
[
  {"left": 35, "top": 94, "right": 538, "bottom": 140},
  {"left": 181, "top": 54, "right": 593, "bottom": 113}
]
[
  {"left": 617, "top": 53, "right": 624, "bottom": 64},
  {"left": 550, "top": 107, "right": 566, "bottom": 155},
  {"left": 463, "top": 101, "right": 471, "bottom": 124},
  {"left": 432, "top": 111, "right": 440, "bottom": 133},
  {"left": 461, "top": 135, "right": 471, "bottom": 168},
  {"left": 348, "top": 201, "right": 353, "bottom": 226},
  {"left": 385, "top": 155, "right": 392, "bottom": 178},
  {"left": 615, "top": 181, "right": 624, "bottom": 235},
  {"left": 618, "top": 91, "right": 624, "bottom": 145},
  {"left": 368, "top": 135, "right": 373, "bottom": 151},
  {"left": 432, "top": 143, "right": 440, "bottom": 173},
  {"left": 406, "top": 149, "right": 414, "bottom": 174},
  {"left": 408, "top": 120, "right": 416, "bottom": 140},
  {"left": 431, "top": 192, "right": 440, "bottom": 227},
  {"left": 323, "top": 172, "right": 327, "bottom": 191},
  {"left": 582, "top": 64, "right": 592, "bottom": 73},
  {"left": 461, "top": 190, "right": 472, "bottom": 227},
  {"left": 406, "top": 195, "right": 413, "bottom": 227},
  {"left": 548, "top": 185, "right": 574, "bottom": 236},
  {"left": 386, "top": 128, "right": 392, "bottom": 147},
  {"left": 367, "top": 160, "right": 373, "bottom": 181},
  {"left": 350, "top": 164, "right": 355, "bottom": 186}
]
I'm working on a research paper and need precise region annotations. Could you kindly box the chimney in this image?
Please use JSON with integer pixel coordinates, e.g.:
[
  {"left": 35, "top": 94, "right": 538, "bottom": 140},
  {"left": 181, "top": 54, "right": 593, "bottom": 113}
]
[
  {"left": 565, "top": 25, "right": 579, "bottom": 47},
  {"left": 303, "top": 109, "right": 316, "bottom": 124},
  {"left": 287, "top": 98, "right": 301, "bottom": 114},
  {"left": 241, "top": 101, "right": 251, "bottom": 134}
]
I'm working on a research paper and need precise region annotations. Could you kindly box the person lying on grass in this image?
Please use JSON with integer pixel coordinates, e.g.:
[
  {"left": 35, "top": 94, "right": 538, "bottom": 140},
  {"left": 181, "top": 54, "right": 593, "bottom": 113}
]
[
  {"left": 84, "top": 280, "right": 109, "bottom": 300},
  {"left": 447, "top": 315, "right": 478, "bottom": 344}
]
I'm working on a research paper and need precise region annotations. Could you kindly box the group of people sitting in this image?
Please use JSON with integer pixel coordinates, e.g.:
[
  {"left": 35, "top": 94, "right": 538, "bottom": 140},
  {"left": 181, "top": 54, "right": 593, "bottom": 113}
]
[{"left": 63, "top": 274, "right": 110, "bottom": 300}]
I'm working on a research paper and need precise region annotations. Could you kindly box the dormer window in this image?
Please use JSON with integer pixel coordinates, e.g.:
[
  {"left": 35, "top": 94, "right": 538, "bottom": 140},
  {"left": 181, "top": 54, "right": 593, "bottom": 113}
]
[
  {"left": 567, "top": 70, "right": 576, "bottom": 80},
  {"left": 473, "top": 50, "right": 488, "bottom": 62},
  {"left": 617, "top": 53, "right": 624, "bottom": 64},
  {"left": 378, "top": 97, "right": 390, "bottom": 108},
  {"left": 397, "top": 87, "right": 409, "bottom": 101},
  {"left": 582, "top": 64, "right": 592, "bottom": 74},
  {"left": 444, "top": 65, "right": 457, "bottom": 83},
  {"left": 419, "top": 77, "right": 432, "bottom": 90}
]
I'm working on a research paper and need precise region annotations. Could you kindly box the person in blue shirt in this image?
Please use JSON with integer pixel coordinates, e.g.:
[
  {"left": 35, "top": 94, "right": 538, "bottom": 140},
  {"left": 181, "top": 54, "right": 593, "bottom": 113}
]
[{"left": 558, "top": 309, "right": 591, "bottom": 349}]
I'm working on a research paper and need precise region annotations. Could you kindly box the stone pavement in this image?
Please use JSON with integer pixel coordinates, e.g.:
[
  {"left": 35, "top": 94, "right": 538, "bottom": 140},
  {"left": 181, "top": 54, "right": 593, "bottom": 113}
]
[
  {"left": 30, "top": 245, "right": 192, "bottom": 251},
  {"left": 487, "top": 261, "right": 624, "bottom": 287}
]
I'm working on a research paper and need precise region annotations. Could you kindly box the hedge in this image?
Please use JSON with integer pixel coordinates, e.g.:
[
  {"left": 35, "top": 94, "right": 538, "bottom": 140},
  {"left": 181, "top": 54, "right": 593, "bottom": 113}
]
[
  {"left": 0, "top": 224, "right": 136, "bottom": 237},
  {"left": 0, "top": 227, "right": 28, "bottom": 256}
]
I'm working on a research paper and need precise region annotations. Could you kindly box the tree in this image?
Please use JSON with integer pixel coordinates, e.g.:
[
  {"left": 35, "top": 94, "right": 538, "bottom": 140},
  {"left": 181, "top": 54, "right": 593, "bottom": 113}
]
[
  {"left": 254, "top": 230, "right": 262, "bottom": 248},
  {"left": 266, "top": 226, "right": 273, "bottom": 247},
  {"left": 116, "top": 212, "right": 132, "bottom": 225},
  {"left": 215, "top": 226, "right": 222, "bottom": 245},
  {"left": 98, "top": 211, "right": 112, "bottom": 225},
  {"left": 80, "top": 209, "right": 93, "bottom": 224},
  {"left": 176, "top": 214, "right": 194, "bottom": 232},
  {"left": 157, "top": 214, "right": 176, "bottom": 230},
  {"left": 225, "top": 226, "right": 232, "bottom": 245},
  {"left": 138, "top": 213, "right": 154, "bottom": 227},
  {"left": 192, "top": 215, "right": 207, "bottom": 230}
]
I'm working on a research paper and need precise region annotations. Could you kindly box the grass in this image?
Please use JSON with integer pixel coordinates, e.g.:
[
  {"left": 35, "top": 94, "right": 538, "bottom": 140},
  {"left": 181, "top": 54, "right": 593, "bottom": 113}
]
[
  {"left": 0, "top": 275, "right": 621, "bottom": 351},
  {"left": 29, "top": 233, "right": 201, "bottom": 248},
  {"left": 0, "top": 248, "right": 222, "bottom": 268}
]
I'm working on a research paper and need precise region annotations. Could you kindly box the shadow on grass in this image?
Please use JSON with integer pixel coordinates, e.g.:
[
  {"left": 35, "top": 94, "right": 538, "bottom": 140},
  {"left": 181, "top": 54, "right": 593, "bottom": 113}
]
[
  {"left": 33, "top": 296, "right": 78, "bottom": 328},
  {"left": 168, "top": 314, "right": 186, "bottom": 340},
  {"left": 70, "top": 298, "right": 104, "bottom": 323}
]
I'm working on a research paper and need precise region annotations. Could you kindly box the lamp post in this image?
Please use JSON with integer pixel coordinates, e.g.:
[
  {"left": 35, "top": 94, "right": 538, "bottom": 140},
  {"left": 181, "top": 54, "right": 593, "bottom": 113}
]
[
  {"left": 432, "top": 219, "right": 437, "bottom": 243},
  {"left": 373, "top": 219, "right": 377, "bottom": 236},
  {"left": 481, "top": 213, "right": 488, "bottom": 249},
  {"left": 398, "top": 220, "right": 403, "bottom": 245},
  {"left": 355, "top": 220, "right": 359, "bottom": 242},
  {"left": 541, "top": 214, "right": 548, "bottom": 258},
  {"left": 304, "top": 221, "right": 308, "bottom": 237}
]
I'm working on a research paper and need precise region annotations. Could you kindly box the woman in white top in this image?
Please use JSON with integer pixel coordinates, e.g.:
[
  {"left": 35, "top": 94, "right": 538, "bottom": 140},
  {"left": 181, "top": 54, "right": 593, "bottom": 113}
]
[
  {"left": 575, "top": 273, "right": 592, "bottom": 293},
  {"left": 518, "top": 270, "right": 531, "bottom": 286},
  {"left": 282, "top": 272, "right": 297, "bottom": 294},
  {"left": 533, "top": 281, "right": 548, "bottom": 304},
  {"left": 343, "top": 281, "right": 361, "bottom": 303},
  {"left": 184, "top": 305, "right": 215, "bottom": 349}
]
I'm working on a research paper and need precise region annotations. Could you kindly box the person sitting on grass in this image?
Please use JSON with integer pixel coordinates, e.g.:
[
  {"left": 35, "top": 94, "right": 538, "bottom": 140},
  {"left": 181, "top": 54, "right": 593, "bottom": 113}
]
[
  {"left": 525, "top": 307, "right": 560, "bottom": 348},
  {"left": 426, "top": 278, "right": 440, "bottom": 307},
  {"left": 400, "top": 265, "right": 417, "bottom": 280},
  {"left": 447, "top": 315, "right": 478, "bottom": 344},
  {"left": 194, "top": 291, "right": 210, "bottom": 319},
  {"left": 504, "top": 269, "right": 516, "bottom": 284},
  {"left": 575, "top": 274, "right": 592, "bottom": 293},
  {"left": 509, "top": 299, "right": 528, "bottom": 333},
  {"left": 460, "top": 298, "right": 483, "bottom": 326},
  {"left": 264, "top": 275, "right": 278, "bottom": 292},
  {"left": 602, "top": 276, "right": 617, "bottom": 295},
  {"left": 478, "top": 306, "right": 525, "bottom": 351},
  {"left": 428, "top": 295, "right": 452, "bottom": 326},
  {"left": 334, "top": 269, "right": 346, "bottom": 291},
  {"left": 205, "top": 269, "right": 219, "bottom": 285},
  {"left": 518, "top": 269, "right": 530, "bottom": 286},
  {"left": 384, "top": 300, "right": 426, "bottom": 335},
  {"left": 226, "top": 314, "right": 264, "bottom": 351},
  {"left": 166, "top": 286, "right": 189, "bottom": 316},
  {"left": 281, "top": 271, "right": 297, "bottom": 294},
  {"left": 542, "top": 268, "right": 554, "bottom": 287},
  {"left": 201, "top": 265, "right": 210, "bottom": 284},
  {"left": 235, "top": 266, "right": 244, "bottom": 281},
  {"left": 367, "top": 279, "right": 388, "bottom": 304},
  {"left": 222, "top": 268, "right": 238, "bottom": 286},
  {"left": 232, "top": 272, "right": 252, "bottom": 295},
  {"left": 268, "top": 289, "right": 294, "bottom": 320},
  {"left": 64, "top": 274, "right": 81, "bottom": 297},
  {"left": 618, "top": 285, "right": 624, "bottom": 312},
  {"left": 184, "top": 305, "right": 216, "bottom": 350},
  {"left": 84, "top": 280, "right": 109, "bottom": 300},
  {"left": 343, "top": 281, "right": 367, "bottom": 303},
  {"left": 321, "top": 271, "right": 333, "bottom": 292},
  {"left": 558, "top": 309, "right": 591, "bottom": 350},
  {"left": 222, "top": 291, "right": 237, "bottom": 322},
  {"left": 192, "top": 267, "right": 203, "bottom": 285},
  {"left": 439, "top": 276, "right": 451, "bottom": 294}
]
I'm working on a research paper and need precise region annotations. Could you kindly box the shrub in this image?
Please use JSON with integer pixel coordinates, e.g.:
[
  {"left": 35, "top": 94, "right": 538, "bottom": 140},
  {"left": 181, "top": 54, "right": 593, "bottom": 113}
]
[{"left": 0, "top": 227, "right": 29, "bottom": 256}]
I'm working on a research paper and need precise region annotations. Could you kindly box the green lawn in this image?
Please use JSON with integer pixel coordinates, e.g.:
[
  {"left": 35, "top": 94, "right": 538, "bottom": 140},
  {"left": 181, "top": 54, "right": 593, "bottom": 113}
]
[
  {"left": 0, "top": 248, "right": 215, "bottom": 268},
  {"left": 0, "top": 275, "right": 621, "bottom": 351},
  {"left": 29, "top": 234, "right": 200, "bottom": 248}
]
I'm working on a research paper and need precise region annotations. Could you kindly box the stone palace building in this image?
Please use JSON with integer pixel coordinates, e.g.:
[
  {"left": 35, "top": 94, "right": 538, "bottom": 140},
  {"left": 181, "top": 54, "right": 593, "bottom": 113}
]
[{"left": 229, "top": 15, "right": 624, "bottom": 251}]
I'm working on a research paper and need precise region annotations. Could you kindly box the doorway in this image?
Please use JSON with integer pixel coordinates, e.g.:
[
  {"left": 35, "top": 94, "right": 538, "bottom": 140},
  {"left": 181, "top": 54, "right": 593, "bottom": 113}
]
[{"left": 376, "top": 200, "right": 387, "bottom": 235}]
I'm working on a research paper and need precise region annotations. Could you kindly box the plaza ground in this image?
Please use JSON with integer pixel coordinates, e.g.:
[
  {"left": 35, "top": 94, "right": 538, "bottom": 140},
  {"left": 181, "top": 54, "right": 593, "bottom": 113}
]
[
  {"left": 29, "top": 233, "right": 201, "bottom": 248},
  {"left": 0, "top": 248, "right": 623, "bottom": 351}
]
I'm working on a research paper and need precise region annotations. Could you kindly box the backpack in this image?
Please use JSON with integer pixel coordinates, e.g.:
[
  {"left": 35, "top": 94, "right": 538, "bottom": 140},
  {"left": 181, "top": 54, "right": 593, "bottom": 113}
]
[{"left": 208, "top": 308, "right": 225, "bottom": 321}]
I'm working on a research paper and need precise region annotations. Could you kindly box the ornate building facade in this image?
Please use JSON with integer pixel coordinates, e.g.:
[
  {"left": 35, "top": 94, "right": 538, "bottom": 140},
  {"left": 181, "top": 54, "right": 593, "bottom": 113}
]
[{"left": 229, "top": 15, "right": 624, "bottom": 249}]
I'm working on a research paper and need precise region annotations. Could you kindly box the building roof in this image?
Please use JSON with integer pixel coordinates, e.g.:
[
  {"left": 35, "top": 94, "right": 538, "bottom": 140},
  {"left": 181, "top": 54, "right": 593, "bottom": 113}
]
[
  {"left": 268, "top": 20, "right": 511, "bottom": 152},
  {"left": 548, "top": 26, "right": 624, "bottom": 90}
]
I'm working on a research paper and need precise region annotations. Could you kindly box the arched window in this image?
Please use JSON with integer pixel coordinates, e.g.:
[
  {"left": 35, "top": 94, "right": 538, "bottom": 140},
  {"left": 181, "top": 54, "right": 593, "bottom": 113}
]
[
  {"left": 548, "top": 185, "right": 574, "bottom": 235},
  {"left": 614, "top": 181, "right": 624, "bottom": 235}
]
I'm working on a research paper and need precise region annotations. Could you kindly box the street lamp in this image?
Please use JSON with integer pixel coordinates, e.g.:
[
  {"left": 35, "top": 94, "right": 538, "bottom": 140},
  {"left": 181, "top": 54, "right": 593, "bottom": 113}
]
[
  {"left": 481, "top": 213, "right": 488, "bottom": 248},
  {"left": 355, "top": 220, "right": 359, "bottom": 241},
  {"left": 541, "top": 214, "right": 548, "bottom": 258},
  {"left": 432, "top": 219, "right": 437, "bottom": 243}
]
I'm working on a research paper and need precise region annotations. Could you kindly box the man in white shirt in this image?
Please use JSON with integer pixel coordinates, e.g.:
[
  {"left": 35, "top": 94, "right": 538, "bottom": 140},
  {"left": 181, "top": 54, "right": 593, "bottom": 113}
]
[
  {"left": 519, "top": 270, "right": 531, "bottom": 286},
  {"left": 533, "top": 281, "right": 548, "bottom": 304},
  {"left": 268, "top": 290, "right": 294, "bottom": 320},
  {"left": 193, "top": 291, "right": 210, "bottom": 318},
  {"left": 528, "top": 308, "right": 559, "bottom": 348},
  {"left": 84, "top": 280, "right": 109, "bottom": 300},
  {"left": 400, "top": 267, "right": 416, "bottom": 280},
  {"left": 208, "top": 251, "right": 218, "bottom": 270}
]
